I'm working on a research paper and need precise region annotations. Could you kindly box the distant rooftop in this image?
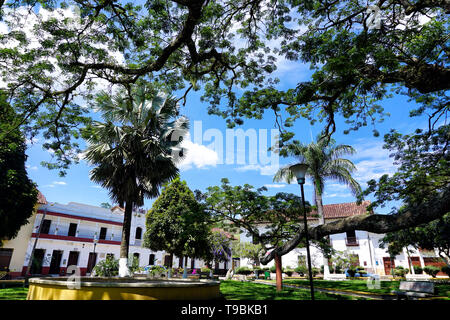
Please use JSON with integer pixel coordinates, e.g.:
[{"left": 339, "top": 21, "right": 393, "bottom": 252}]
[
  {"left": 308, "top": 200, "right": 372, "bottom": 220},
  {"left": 37, "top": 190, "right": 47, "bottom": 205}
]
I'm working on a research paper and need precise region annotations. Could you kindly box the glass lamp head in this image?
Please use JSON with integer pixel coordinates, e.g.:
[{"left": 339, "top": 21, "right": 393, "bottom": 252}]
[{"left": 289, "top": 163, "right": 309, "bottom": 184}]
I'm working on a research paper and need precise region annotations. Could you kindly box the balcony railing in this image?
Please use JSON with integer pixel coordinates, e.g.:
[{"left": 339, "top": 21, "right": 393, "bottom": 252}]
[{"left": 346, "top": 236, "right": 359, "bottom": 246}]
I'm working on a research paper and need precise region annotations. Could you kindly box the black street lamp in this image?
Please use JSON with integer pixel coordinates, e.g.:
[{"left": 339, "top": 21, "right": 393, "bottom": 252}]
[{"left": 289, "top": 163, "right": 315, "bottom": 301}]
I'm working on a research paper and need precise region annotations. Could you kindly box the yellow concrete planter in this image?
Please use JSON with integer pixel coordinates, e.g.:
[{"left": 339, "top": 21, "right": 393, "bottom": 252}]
[{"left": 27, "top": 277, "right": 221, "bottom": 300}]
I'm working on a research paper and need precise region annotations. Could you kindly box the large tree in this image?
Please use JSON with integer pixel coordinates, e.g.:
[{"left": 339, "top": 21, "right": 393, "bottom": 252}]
[
  {"left": 1, "top": 1, "right": 448, "bottom": 265},
  {"left": 84, "top": 85, "right": 188, "bottom": 276},
  {"left": 273, "top": 137, "right": 361, "bottom": 276},
  {"left": 143, "top": 177, "right": 212, "bottom": 269},
  {"left": 199, "top": 178, "right": 311, "bottom": 291},
  {"left": 0, "top": 93, "right": 38, "bottom": 242}
]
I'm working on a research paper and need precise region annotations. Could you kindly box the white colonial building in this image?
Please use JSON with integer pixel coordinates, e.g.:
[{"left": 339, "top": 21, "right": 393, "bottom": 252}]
[
  {"left": 238, "top": 201, "right": 448, "bottom": 276},
  {"left": 1, "top": 194, "right": 446, "bottom": 279},
  {"left": 1, "top": 192, "right": 231, "bottom": 278}
]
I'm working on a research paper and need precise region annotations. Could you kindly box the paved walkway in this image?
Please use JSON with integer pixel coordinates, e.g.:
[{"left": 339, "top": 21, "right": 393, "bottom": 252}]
[{"left": 254, "top": 280, "right": 397, "bottom": 300}]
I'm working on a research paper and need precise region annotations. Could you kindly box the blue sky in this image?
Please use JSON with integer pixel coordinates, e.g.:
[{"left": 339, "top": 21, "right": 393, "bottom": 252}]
[
  {"left": 25, "top": 77, "right": 428, "bottom": 215},
  {"left": 16, "top": 6, "right": 432, "bottom": 215}
]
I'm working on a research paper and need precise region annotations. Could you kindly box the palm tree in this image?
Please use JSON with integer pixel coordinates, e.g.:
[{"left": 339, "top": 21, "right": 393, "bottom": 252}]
[
  {"left": 84, "top": 85, "right": 188, "bottom": 277},
  {"left": 273, "top": 136, "right": 361, "bottom": 276}
]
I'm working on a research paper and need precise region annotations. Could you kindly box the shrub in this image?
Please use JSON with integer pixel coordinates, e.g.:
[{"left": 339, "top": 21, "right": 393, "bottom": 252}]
[
  {"left": 413, "top": 266, "right": 423, "bottom": 274},
  {"left": 424, "top": 266, "right": 440, "bottom": 278},
  {"left": 311, "top": 268, "right": 319, "bottom": 277},
  {"left": 441, "top": 265, "right": 450, "bottom": 277},
  {"left": 294, "top": 266, "right": 306, "bottom": 276},
  {"left": 235, "top": 267, "right": 252, "bottom": 275},
  {"left": 129, "top": 256, "right": 142, "bottom": 274},
  {"left": 285, "top": 268, "right": 294, "bottom": 277},
  {"left": 92, "top": 257, "right": 119, "bottom": 277},
  {"left": 201, "top": 267, "right": 211, "bottom": 274},
  {"left": 148, "top": 265, "right": 166, "bottom": 277},
  {"left": 346, "top": 267, "right": 357, "bottom": 277},
  {"left": 334, "top": 265, "right": 342, "bottom": 274},
  {"left": 393, "top": 266, "right": 408, "bottom": 278}
]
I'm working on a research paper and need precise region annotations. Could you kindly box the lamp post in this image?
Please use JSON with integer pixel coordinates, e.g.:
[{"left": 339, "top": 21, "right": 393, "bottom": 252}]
[{"left": 289, "top": 163, "right": 315, "bottom": 301}]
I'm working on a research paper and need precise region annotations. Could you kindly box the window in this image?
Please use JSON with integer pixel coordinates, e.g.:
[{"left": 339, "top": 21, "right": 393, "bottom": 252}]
[
  {"left": 149, "top": 254, "right": 155, "bottom": 265},
  {"left": 135, "top": 227, "right": 142, "bottom": 240},
  {"left": 346, "top": 230, "right": 358, "bottom": 246},
  {"left": 133, "top": 253, "right": 140, "bottom": 265},
  {"left": 346, "top": 230, "right": 356, "bottom": 238},
  {"left": 68, "top": 223, "right": 77, "bottom": 237},
  {"left": 99, "top": 227, "right": 107, "bottom": 240},
  {"left": 40, "top": 219, "right": 51, "bottom": 234}
]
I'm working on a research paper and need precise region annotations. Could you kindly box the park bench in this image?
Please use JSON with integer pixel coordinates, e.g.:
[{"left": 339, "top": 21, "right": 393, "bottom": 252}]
[
  {"left": 405, "top": 274, "right": 432, "bottom": 281},
  {"left": 392, "top": 281, "right": 434, "bottom": 300},
  {"left": 324, "top": 274, "right": 347, "bottom": 281}
]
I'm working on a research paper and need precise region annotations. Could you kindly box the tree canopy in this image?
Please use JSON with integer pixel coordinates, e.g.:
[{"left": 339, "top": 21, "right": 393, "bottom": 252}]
[
  {"left": 199, "top": 178, "right": 311, "bottom": 253},
  {"left": 380, "top": 213, "right": 450, "bottom": 266},
  {"left": 0, "top": 93, "right": 38, "bottom": 241},
  {"left": 1, "top": 1, "right": 447, "bottom": 172},
  {"left": 143, "top": 177, "right": 212, "bottom": 262}
]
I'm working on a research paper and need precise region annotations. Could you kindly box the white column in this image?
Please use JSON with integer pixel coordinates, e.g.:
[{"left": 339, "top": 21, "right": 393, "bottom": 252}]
[
  {"left": 76, "top": 220, "right": 81, "bottom": 237},
  {"left": 54, "top": 217, "right": 60, "bottom": 235},
  {"left": 418, "top": 249, "right": 425, "bottom": 269}
]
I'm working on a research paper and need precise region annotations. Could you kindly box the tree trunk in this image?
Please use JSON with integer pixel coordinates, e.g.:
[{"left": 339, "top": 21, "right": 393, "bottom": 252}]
[
  {"left": 275, "top": 253, "right": 283, "bottom": 292},
  {"left": 315, "top": 185, "right": 330, "bottom": 278},
  {"left": 119, "top": 201, "right": 133, "bottom": 277}
]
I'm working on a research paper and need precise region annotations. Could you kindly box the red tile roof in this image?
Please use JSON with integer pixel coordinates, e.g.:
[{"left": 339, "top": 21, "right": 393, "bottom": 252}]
[
  {"left": 308, "top": 200, "right": 372, "bottom": 220},
  {"left": 37, "top": 190, "right": 47, "bottom": 205}
]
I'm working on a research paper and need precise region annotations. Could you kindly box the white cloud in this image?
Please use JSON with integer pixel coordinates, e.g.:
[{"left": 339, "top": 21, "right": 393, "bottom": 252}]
[
  {"left": 263, "top": 183, "right": 287, "bottom": 189},
  {"left": 26, "top": 165, "right": 38, "bottom": 171},
  {"left": 178, "top": 135, "right": 220, "bottom": 171},
  {"left": 44, "top": 181, "right": 67, "bottom": 188},
  {"left": 323, "top": 191, "right": 352, "bottom": 198}
]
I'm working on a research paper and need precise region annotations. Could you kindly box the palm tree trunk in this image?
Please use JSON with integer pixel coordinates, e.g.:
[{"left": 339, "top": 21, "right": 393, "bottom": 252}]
[
  {"left": 315, "top": 185, "right": 331, "bottom": 278},
  {"left": 119, "top": 201, "right": 133, "bottom": 277}
]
